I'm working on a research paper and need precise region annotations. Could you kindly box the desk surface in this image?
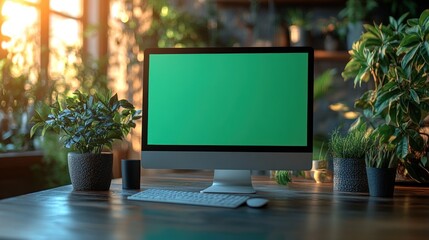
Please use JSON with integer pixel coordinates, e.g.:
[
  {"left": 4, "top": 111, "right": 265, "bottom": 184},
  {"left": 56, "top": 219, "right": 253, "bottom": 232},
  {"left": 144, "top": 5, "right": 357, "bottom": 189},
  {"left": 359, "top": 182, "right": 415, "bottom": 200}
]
[{"left": 0, "top": 172, "right": 428, "bottom": 240}]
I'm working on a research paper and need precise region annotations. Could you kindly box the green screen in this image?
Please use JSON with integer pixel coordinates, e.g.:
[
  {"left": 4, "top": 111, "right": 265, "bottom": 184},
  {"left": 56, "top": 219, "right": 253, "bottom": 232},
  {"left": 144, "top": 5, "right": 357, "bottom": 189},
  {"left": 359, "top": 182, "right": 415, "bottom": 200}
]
[{"left": 147, "top": 52, "right": 308, "bottom": 146}]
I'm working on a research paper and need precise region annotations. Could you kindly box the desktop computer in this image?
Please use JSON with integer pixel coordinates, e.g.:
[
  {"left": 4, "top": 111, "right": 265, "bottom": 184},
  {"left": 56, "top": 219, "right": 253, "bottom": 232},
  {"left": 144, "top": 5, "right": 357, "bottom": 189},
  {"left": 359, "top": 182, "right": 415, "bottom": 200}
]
[{"left": 141, "top": 47, "right": 313, "bottom": 194}]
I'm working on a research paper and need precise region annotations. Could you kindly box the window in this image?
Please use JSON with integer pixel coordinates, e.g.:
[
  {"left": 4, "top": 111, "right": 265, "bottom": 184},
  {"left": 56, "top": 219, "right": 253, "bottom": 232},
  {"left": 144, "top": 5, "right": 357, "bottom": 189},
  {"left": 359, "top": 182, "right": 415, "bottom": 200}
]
[
  {"left": 0, "top": 0, "right": 83, "bottom": 78},
  {"left": 0, "top": 0, "right": 83, "bottom": 152}
]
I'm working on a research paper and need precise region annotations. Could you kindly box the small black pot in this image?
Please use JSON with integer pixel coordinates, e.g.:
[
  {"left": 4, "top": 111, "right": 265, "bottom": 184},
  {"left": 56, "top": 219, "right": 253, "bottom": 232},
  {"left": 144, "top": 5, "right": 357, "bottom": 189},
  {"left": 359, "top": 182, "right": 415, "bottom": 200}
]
[
  {"left": 366, "top": 167, "right": 396, "bottom": 198},
  {"left": 333, "top": 157, "right": 368, "bottom": 193},
  {"left": 68, "top": 152, "right": 113, "bottom": 191}
]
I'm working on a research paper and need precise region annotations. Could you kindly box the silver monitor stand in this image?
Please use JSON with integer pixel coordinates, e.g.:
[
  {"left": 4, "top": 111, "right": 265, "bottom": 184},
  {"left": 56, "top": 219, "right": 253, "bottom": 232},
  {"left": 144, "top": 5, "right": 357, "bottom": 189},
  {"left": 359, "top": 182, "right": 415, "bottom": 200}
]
[{"left": 200, "top": 170, "right": 256, "bottom": 194}]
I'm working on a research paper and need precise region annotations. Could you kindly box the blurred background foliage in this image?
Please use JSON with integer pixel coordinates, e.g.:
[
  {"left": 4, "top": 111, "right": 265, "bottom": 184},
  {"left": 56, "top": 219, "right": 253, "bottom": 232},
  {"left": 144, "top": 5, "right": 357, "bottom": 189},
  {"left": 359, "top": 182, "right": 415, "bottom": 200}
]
[{"left": 1, "top": 0, "right": 428, "bottom": 187}]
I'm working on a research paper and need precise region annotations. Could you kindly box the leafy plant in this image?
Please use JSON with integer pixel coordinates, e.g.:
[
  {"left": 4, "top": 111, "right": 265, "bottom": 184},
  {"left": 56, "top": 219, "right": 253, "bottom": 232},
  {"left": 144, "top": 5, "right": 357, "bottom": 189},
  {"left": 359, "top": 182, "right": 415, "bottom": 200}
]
[
  {"left": 329, "top": 126, "right": 373, "bottom": 159},
  {"left": 30, "top": 91, "right": 142, "bottom": 154},
  {"left": 342, "top": 10, "right": 429, "bottom": 181},
  {"left": 319, "top": 17, "right": 347, "bottom": 42},
  {"left": 274, "top": 170, "right": 292, "bottom": 186},
  {"left": 339, "top": 0, "right": 378, "bottom": 23},
  {"left": 285, "top": 9, "right": 311, "bottom": 29}
]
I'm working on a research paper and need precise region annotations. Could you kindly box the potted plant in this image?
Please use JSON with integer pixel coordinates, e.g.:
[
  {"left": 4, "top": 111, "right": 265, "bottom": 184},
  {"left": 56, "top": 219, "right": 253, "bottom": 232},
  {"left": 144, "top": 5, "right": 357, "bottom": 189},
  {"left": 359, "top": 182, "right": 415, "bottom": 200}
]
[
  {"left": 339, "top": 0, "right": 377, "bottom": 49},
  {"left": 366, "top": 141, "right": 398, "bottom": 197},
  {"left": 30, "top": 90, "right": 141, "bottom": 191},
  {"left": 286, "top": 9, "right": 311, "bottom": 46},
  {"left": 342, "top": 10, "right": 429, "bottom": 182},
  {"left": 329, "top": 126, "right": 372, "bottom": 193},
  {"left": 319, "top": 17, "right": 346, "bottom": 51},
  {"left": 273, "top": 170, "right": 292, "bottom": 186}
]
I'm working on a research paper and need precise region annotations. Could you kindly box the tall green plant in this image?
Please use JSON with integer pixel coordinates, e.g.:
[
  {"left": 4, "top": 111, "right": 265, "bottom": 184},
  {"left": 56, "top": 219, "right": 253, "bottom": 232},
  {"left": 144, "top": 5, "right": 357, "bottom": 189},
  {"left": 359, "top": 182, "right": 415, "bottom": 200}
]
[
  {"left": 342, "top": 10, "right": 429, "bottom": 181},
  {"left": 329, "top": 127, "right": 372, "bottom": 159},
  {"left": 366, "top": 142, "right": 398, "bottom": 168}
]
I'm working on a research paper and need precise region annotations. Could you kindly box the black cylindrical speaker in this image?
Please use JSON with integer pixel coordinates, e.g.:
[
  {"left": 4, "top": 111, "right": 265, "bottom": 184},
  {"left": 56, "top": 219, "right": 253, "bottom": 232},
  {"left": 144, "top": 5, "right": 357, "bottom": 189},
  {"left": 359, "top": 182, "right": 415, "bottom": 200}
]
[{"left": 121, "top": 159, "right": 141, "bottom": 190}]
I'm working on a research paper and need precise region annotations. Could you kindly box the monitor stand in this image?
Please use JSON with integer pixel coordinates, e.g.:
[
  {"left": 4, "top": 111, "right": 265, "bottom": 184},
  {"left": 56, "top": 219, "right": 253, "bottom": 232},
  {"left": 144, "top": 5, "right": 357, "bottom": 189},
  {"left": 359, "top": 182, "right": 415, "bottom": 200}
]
[{"left": 200, "top": 170, "right": 256, "bottom": 194}]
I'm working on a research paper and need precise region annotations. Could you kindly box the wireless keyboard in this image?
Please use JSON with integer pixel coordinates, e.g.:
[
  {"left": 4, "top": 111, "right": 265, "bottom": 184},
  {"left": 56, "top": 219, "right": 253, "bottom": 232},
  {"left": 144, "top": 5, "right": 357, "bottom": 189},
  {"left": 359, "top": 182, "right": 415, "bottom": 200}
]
[{"left": 127, "top": 189, "right": 250, "bottom": 208}]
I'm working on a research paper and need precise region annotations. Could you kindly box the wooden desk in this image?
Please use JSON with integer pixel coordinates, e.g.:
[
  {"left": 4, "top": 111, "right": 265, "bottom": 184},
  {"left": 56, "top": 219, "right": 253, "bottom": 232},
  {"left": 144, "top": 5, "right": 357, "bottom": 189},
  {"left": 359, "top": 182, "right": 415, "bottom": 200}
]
[{"left": 0, "top": 172, "right": 428, "bottom": 239}]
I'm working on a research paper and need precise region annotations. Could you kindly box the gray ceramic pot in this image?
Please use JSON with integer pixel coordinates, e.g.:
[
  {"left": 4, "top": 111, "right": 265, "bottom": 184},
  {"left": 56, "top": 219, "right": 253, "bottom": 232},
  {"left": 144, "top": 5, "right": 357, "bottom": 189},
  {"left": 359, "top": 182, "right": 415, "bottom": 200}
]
[
  {"left": 68, "top": 152, "right": 113, "bottom": 191},
  {"left": 333, "top": 157, "right": 368, "bottom": 193}
]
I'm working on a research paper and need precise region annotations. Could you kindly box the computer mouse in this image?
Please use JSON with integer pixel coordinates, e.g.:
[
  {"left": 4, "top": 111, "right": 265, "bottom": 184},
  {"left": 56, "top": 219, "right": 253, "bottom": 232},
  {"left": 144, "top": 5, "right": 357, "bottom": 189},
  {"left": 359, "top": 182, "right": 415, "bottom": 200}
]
[{"left": 246, "top": 198, "right": 268, "bottom": 208}]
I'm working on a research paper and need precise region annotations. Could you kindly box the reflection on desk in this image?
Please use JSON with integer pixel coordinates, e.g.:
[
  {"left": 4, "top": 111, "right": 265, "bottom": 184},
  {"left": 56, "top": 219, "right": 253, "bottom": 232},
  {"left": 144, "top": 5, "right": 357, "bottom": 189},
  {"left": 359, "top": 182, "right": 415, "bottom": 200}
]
[{"left": 0, "top": 172, "right": 428, "bottom": 239}]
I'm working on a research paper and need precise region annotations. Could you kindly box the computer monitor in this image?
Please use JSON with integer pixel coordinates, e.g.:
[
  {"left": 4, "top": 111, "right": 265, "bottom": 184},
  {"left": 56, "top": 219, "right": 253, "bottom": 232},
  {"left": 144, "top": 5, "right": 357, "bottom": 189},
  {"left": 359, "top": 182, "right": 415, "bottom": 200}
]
[{"left": 142, "top": 47, "right": 313, "bottom": 194}]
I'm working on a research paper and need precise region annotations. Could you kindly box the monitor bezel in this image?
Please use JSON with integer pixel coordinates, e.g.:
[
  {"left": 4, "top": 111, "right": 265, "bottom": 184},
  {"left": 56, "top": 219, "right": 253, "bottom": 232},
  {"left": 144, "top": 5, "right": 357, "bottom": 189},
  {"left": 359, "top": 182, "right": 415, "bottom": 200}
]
[{"left": 142, "top": 47, "right": 314, "bottom": 153}]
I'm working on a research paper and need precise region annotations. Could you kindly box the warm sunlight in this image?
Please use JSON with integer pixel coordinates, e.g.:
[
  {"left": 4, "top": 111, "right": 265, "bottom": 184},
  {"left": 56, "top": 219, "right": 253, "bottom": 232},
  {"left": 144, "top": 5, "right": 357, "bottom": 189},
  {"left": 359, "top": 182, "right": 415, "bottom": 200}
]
[
  {"left": 50, "top": 15, "right": 81, "bottom": 49},
  {"left": 1, "top": 1, "right": 38, "bottom": 40},
  {"left": 0, "top": 0, "right": 83, "bottom": 83},
  {"left": 49, "top": 13, "right": 82, "bottom": 89},
  {"left": 50, "top": 0, "right": 82, "bottom": 18},
  {"left": 1, "top": 0, "right": 82, "bottom": 52}
]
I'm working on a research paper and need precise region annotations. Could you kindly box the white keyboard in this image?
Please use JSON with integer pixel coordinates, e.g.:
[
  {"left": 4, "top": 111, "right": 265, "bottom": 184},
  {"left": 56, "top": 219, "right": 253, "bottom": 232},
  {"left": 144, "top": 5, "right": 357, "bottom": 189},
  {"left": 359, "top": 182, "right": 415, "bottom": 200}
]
[{"left": 128, "top": 189, "right": 250, "bottom": 208}]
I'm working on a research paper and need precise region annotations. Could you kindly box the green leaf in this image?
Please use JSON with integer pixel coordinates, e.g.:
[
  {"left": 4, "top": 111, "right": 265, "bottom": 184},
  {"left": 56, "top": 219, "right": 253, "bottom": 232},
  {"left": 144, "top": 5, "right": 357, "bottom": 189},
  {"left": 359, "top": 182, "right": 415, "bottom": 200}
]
[
  {"left": 379, "top": 81, "right": 397, "bottom": 92},
  {"left": 385, "top": 111, "right": 392, "bottom": 125},
  {"left": 400, "top": 34, "right": 420, "bottom": 48},
  {"left": 409, "top": 102, "right": 422, "bottom": 124},
  {"left": 132, "top": 111, "right": 142, "bottom": 120},
  {"left": 401, "top": 44, "right": 420, "bottom": 69},
  {"left": 109, "top": 94, "right": 119, "bottom": 108},
  {"left": 423, "top": 41, "right": 429, "bottom": 64},
  {"left": 374, "top": 89, "right": 401, "bottom": 114},
  {"left": 354, "top": 92, "right": 373, "bottom": 109},
  {"left": 389, "top": 16, "right": 397, "bottom": 29},
  {"left": 349, "top": 116, "right": 365, "bottom": 132},
  {"left": 409, "top": 89, "right": 420, "bottom": 104},
  {"left": 119, "top": 99, "right": 134, "bottom": 109},
  {"left": 376, "top": 124, "right": 395, "bottom": 139},
  {"left": 363, "top": 24, "right": 381, "bottom": 38},
  {"left": 419, "top": 9, "right": 429, "bottom": 26},
  {"left": 30, "top": 122, "right": 44, "bottom": 137},
  {"left": 408, "top": 129, "right": 424, "bottom": 152},
  {"left": 407, "top": 18, "right": 419, "bottom": 27},
  {"left": 121, "top": 109, "right": 130, "bottom": 116},
  {"left": 397, "top": 13, "right": 409, "bottom": 26},
  {"left": 396, "top": 135, "right": 409, "bottom": 159}
]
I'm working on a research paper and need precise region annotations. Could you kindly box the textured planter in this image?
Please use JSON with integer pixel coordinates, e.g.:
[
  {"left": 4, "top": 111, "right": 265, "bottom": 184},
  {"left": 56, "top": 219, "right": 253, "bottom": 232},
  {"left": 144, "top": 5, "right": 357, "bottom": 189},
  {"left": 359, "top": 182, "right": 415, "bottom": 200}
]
[
  {"left": 333, "top": 157, "right": 368, "bottom": 193},
  {"left": 367, "top": 167, "right": 396, "bottom": 198},
  {"left": 68, "top": 152, "right": 113, "bottom": 191}
]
